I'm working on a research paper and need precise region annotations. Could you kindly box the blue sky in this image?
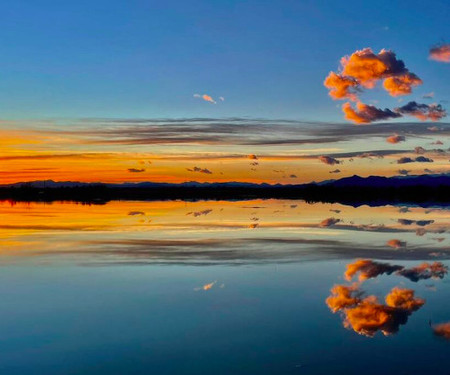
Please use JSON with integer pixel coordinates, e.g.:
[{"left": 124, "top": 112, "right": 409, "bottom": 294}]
[{"left": 0, "top": 0, "right": 448, "bottom": 120}]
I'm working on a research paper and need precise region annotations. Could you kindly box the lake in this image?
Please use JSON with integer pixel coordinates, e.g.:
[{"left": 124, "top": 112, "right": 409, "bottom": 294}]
[{"left": 0, "top": 199, "right": 449, "bottom": 374}]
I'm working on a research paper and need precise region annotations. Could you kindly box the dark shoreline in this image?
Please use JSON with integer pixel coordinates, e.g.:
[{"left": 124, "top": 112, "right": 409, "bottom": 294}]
[{"left": 1, "top": 183, "right": 448, "bottom": 207}]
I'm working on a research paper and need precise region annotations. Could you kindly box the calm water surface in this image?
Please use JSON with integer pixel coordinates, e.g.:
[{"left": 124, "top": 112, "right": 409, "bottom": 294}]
[{"left": 0, "top": 200, "right": 449, "bottom": 374}]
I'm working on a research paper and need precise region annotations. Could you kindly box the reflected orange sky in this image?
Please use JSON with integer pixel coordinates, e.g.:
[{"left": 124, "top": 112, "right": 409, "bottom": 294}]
[{"left": 0, "top": 199, "right": 448, "bottom": 261}]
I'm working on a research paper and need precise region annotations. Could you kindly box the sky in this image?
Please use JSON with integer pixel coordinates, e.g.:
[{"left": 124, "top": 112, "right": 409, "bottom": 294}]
[{"left": 0, "top": 0, "right": 449, "bottom": 184}]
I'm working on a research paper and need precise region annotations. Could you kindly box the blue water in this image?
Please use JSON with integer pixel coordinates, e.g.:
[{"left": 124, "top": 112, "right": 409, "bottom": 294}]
[
  {"left": 0, "top": 261, "right": 448, "bottom": 374},
  {"left": 0, "top": 200, "right": 448, "bottom": 374}
]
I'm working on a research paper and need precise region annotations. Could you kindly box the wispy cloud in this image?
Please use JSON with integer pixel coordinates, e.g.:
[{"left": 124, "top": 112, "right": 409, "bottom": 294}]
[
  {"left": 387, "top": 239, "right": 406, "bottom": 249},
  {"left": 342, "top": 102, "right": 401, "bottom": 124},
  {"left": 318, "top": 155, "right": 341, "bottom": 165},
  {"left": 395, "top": 101, "right": 446, "bottom": 121},
  {"left": 397, "top": 262, "right": 448, "bottom": 282},
  {"left": 15, "top": 118, "right": 448, "bottom": 147},
  {"left": 344, "top": 259, "right": 448, "bottom": 282},
  {"left": 345, "top": 259, "right": 403, "bottom": 281},
  {"left": 186, "top": 166, "right": 213, "bottom": 174},
  {"left": 397, "top": 156, "right": 434, "bottom": 164},
  {"left": 386, "top": 134, "right": 405, "bottom": 144},
  {"left": 319, "top": 217, "right": 340, "bottom": 227},
  {"left": 397, "top": 219, "right": 434, "bottom": 226},
  {"left": 194, "top": 93, "right": 216, "bottom": 104},
  {"left": 433, "top": 322, "right": 450, "bottom": 340},
  {"left": 429, "top": 44, "right": 450, "bottom": 63},
  {"left": 186, "top": 209, "right": 213, "bottom": 217},
  {"left": 194, "top": 281, "right": 217, "bottom": 291}
]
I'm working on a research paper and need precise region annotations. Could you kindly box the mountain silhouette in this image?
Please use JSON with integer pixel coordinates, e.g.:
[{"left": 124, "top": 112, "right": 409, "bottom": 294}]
[{"left": 1, "top": 174, "right": 448, "bottom": 206}]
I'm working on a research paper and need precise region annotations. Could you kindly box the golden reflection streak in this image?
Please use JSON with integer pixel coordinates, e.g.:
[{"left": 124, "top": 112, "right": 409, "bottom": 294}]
[{"left": 0, "top": 200, "right": 448, "bottom": 258}]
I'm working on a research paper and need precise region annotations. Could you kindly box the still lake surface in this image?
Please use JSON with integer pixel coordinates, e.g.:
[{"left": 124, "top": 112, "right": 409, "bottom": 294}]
[{"left": 0, "top": 199, "right": 449, "bottom": 374}]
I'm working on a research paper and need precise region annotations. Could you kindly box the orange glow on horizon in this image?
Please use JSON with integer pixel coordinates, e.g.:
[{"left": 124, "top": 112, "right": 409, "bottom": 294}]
[{"left": 0, "top": 123, "right": 449, "bottom": 185}]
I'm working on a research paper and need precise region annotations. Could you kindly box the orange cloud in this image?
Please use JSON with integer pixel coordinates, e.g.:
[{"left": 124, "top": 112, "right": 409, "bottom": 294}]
[
  {"left": 194, "top": 280, "right": 217, "bottom": 291},
  {"left": 203, "top": 94, "right": 216, "bottom": 104},
  {"left": 194, "top": 93, "right": 217, "bottom": 104},
  {"left": 327, "top": 259, "right": 449, "bottom": 337},
  {"left": 344, "top": 260, "right": 403, "bottom": 282},
  {"left": 326, "top": 284, "right": 361, "bottom": 312},
  {"left": 386, "top": 134, "right": 405, "bottom": 144},
  {"left": 203, "top": 281, "right": 216, "bottom": 290},
  {"left": 342, "top": 295, "right": 394, "bottom": 336},
  {"left": 385, "top": 287, "right": 425, "bottom": 310},
  {"left": 429, "top": 44, "right": 450, "bottom": 63},
  {"left": 327, "top": 284, "right": 425, "bottom": 337},
  {"left": 324, "top": 72, "right": 359, "bottom": 100},
  {"left": 319, "top": 217, "right": 340, "bottom": 227},
  {"left": 383, "top": 74, "right": 422, "bottom": 97},
  {"left": 340, "top": 49, "right": 388, "bottom": 87},
  {"left": 325, "top": 48, "right": 422, "bottom": 100},
  {"left": 344, "top": 259, "right": 448, "bottom": 283},
  {"left": 397, "top": 262, "right": 448, "bottom": 282},
  {"left": 387, "top": 239, "right": 406, "bottom": 249},
  {"left": 342, "top": 102, "right": 401, "bottom": 124},
  {"left": 323, "top": 48, "right": 442, "bottom": 123},
  {"left": 395, "top": 101, "right": 447, "bottom": 121},
  {"left": 345, "top": 288, "right": 424, "bottom": 337},
  {"left": 432, "top": 322, "right": 450, "bottom": 339}
]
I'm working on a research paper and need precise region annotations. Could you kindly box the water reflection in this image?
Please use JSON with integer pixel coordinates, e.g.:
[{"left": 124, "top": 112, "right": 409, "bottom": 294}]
[
  {"left": 0, "top": 199, "right": 448, "bottom": 264},
  {"left": 344, "top": 259, "right": 448, "bottom": 282},
  {"left": 433, "top": 322, "right": 450, "bottom": 340},
  {"left": 326, "top": 259, "right": 448, "bottom": 337},
  {"left": 194, "top": 280, "right": 221, "bottom": 291},
  {"left": 0, "top": 200, "right": 448, "bottom": 374},
  {"left": 327, "top": 284, "right": 424, "bottom": 337}
]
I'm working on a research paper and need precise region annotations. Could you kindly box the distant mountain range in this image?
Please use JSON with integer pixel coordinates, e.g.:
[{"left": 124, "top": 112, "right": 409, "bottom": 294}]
[
  {"left": 320, "top": 173, "right": 450, "bottom": 188},
  {"left": 0, "top": 174, "right": 449, "bottom": 206},
  {"left": 2, "top": 173, "right": 449, "bottom": 189}
]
